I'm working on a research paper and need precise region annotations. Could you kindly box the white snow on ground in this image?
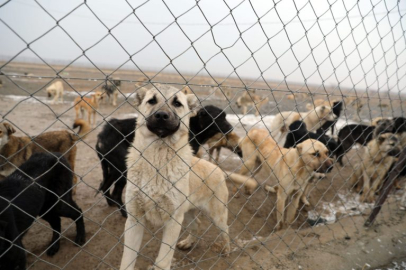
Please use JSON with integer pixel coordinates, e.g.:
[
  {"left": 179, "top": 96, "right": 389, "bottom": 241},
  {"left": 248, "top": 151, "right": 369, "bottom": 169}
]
[{"left": 2, "top": 94, "right": 59, "bottom": 104}]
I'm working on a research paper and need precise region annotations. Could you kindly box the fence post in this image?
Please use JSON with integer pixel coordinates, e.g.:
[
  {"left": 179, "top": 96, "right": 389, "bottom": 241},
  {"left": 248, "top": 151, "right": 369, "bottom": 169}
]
[{"left": 364, "top": 148, "right": 406, "bottom": 227}]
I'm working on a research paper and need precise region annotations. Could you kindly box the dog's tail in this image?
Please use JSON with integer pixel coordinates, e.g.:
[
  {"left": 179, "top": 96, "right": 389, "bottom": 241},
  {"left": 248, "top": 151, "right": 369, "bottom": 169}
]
[
  {"left": 71, "top": 119, "right": 91, "bottom": 141},
  {"left": 223, "top": 171, "right": 258, "bottom": 195}
]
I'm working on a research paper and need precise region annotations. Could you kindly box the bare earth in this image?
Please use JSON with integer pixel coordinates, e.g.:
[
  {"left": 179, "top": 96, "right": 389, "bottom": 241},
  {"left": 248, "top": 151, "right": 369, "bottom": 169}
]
[{"left": 0, "top": 62, "right": 405, "bottom": 270}]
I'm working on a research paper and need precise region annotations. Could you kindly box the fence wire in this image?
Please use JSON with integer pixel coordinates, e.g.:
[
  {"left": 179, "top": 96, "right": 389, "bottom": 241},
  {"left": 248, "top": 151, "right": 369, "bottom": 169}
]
[{"left": 0, "top": 0, "right": 406, "bottom": 269}]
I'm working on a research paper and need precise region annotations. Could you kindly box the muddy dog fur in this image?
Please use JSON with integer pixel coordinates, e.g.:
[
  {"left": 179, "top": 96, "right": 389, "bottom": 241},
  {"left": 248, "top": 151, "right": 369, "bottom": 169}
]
[
  {"left": 0, "top": 119, "right": 90, "bottom": 193},
  {"left": 96, "top": 106, "right": 236, "bottom": 217},
  {"left": 0, "top": 153, "right": 85, "bottom": 270}
]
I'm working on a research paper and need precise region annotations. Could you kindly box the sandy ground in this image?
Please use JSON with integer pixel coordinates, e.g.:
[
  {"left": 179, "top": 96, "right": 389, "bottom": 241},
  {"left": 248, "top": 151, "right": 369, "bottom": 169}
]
[{"left": 0, "top": 62, "right": 405, "bottom": 270}]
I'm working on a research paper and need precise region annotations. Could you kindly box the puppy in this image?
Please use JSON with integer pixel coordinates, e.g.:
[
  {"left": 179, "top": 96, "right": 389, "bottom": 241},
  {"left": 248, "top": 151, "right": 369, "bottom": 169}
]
[
  {"left": 101, "top": 79, "right": 121, "bottom": 106},
  {"left": 270, "top": 105, "right": 337, "bottom": 144},
  {"left": 337, "top": 119, "right": 394, "bottom": 166},
  {"left": 74, "top": 91, "right": 103, "bottom": 127},
  {"left": 0, "top": 153, "right": 85, "bottom": 269},
  {"left": 284, "top": 120, "right": 338, "bottom": 162},
  {"left": 46, "top": 80, "right": 64, "bottom": 104},
  {"left": 238, "top": 129, "right": 333, "bottom": 230},
  {"left": 120, "top": 86, "right": 230, "bottom": 270},
  {"left": 205, "top": 131, "right": 242, "bottom": 163},
  {"left": 0, "top": 120, "right": 89, "bottom": 194},
  {"left": 236, "top": 91, "right": 269, "bottom": 116},
  {"left": 350, "top": 133, "right": 401, "bottom": 203}
]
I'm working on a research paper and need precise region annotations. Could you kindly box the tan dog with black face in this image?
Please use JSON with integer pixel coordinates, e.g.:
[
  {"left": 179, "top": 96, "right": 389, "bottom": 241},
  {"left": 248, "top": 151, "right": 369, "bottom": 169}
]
[
  {"left": 350, "top": 133, "right": 400, "bottom": 203},
  {"left": 270, "top": 105, "right": 337, "bottom": 144},
  {"left": 121, "top": 85, "right": 230, "bottom": 270},
  {"left": 238, "top": 129, "right": 333, "bottom": 230}
]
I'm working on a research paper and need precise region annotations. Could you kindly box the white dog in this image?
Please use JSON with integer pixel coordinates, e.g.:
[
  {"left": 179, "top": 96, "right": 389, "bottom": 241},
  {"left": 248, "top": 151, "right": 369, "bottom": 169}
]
[
  {"left": 120, "top": 85, "right": 230, "bottom": 270},
  {"left": 46, "top": 80, "right": 64, "bottom": 104}
]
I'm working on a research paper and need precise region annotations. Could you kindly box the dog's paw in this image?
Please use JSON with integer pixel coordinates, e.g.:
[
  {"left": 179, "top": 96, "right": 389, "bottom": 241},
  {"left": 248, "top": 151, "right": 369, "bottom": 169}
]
[
  {"left": 177, "top": 238, "right": 195, "bottom": 250},
  {"left": 265, "top": 185, "right": 277, "bottom": 193},
  {"left": 46, "top": 242, "right": 60, "bottom": 256},
  {"left": 212, "top": 242, "right": 230, "bottom": 257},
  {"left": 301, "top": 196, "right": 310, "bottom": 206},
  {"left": 75, "top": 233, "right": 86, "bottom": 246}
]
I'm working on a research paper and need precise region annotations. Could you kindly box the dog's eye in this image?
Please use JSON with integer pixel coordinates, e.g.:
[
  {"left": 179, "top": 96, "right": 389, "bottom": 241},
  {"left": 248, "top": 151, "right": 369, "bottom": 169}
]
[
  {"left": 147, "top": 97, "right": 157, "bottom": 105},
  {"left": 173, "top": 99, "right": 183, "bottom": 108},
  {"left": 313, "top": 152, "right": 320, "bottom": 157}
]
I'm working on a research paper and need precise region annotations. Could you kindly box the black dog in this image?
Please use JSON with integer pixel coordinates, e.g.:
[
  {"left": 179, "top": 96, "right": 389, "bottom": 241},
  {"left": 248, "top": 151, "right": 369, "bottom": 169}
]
[
  {"left": 284, "top": 120, "right": 339, "bottom": 167},
  {"left": 96, "top": 105, "right": 238, "bottom": 217},
  {"left": 317, "top": 101, "right": 343, "bottom": 136},
  {"left": 0, "top": 153, "right": 86, "bottom": 269},
  {"left": 101, "top": 79, "right": 121, "bottom": 96}
]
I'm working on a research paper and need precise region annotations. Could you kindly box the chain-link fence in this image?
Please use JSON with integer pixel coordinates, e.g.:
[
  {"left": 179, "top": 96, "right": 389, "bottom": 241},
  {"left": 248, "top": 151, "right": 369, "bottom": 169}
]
[{"left": 0, "top": 0, "right": 406, "bottom": 269}]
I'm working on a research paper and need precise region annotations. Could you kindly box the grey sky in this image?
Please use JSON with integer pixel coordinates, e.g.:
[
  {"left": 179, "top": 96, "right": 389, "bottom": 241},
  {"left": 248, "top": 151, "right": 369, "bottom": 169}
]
[{"left": 0, "top": 0, "right": 405, "bottom": 93}]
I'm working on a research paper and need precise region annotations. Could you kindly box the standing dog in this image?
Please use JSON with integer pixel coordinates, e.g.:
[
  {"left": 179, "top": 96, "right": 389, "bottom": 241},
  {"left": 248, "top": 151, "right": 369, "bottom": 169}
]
[
  {"left": 0, "top": 120, "right": 89, "bottom": 193},
  {"left": 204, "top": 131, "right": 242, "bottom": 163},
  {"left": 0, "top": 153, "right": 85, "bottom": 269},
  {"left": 46, "top": 80, "right": 64, "bottom": 104},
  {"left": 236, "top": 91, "right": 269, "bottom": 116},
  {"left": 120, "top": 86, "right": 230, "bottom": 270},
  {"left": 101, "top": 79, "right": 121, "bottom": 106},
  {"left": 74, "top": 91, "right": 103, "bottom": 127},
  {"left": 270, "top": 105, "right": 337, "bottom": 144},
  {"left": 238, "top": 129, "right": 333, "bottom": 230},
  {"left": 350, "top": 133, "right": 400, "bottom": 203}
]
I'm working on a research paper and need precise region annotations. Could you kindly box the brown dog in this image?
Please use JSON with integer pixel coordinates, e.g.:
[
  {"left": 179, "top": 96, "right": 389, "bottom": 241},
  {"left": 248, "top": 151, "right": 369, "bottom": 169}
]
[
  {"left": 236, "top": 91, "right": 269, "bottom": 116},
  {"left": 238, "top": 129, "right": 333, "bottom": 230},
  {"left": 350, "top": 133, "right": 400, "bottom": 203},
  {"left": 0, "top": 120, "right": 90, "bottom": 193},
  {"left": 74, "top": 92, "right": 103, "bottom": 127},
  {"left": 205, "top": 131, "right": 241, "bottom": 163}
]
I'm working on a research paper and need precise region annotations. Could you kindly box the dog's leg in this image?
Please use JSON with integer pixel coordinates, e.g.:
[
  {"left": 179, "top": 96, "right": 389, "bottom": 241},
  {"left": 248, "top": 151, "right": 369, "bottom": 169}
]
[
  {"left": 300, "top": 182, "right": 311, "bottom": 206},
  {"left": 208, "top": 147, "right": 215, "bottom": 163},
  {"left": 120, "top": 215, "right": 145, "bottom": 270},
  {"left": 154, "top": 213, "right": 184, "bottom": 270},
  {"left": 215, "top": 147, "right": 221, "bottom": 163},
  {"left": 113, "top": 91, "right": 118, "bottom": 106},
  {"left": 286, "top": 190, "right": 303, "bottom": 225},
  {"left": 112, "top": 176, "right": 128, "bottom": 218},
  {"left": 207, "top": 196, "right": 230, "bottom": 256},
  {"left": 242, "top": 106, "right": 247, "bottom": 115},
  {"left": 42, "top": 214, "right": 61, "bottom": 256},
  {"left": 361, "top": 170, "right": 371, "bottom": 202},
  {"left": 59, "top": 199, "right": 86, "bottom": 246},
  {"left": 177, "top": 209, "right": 200, "bottom": 250},
  {"left": 276, "top": 188, "right": 287, "bottom": 230}
]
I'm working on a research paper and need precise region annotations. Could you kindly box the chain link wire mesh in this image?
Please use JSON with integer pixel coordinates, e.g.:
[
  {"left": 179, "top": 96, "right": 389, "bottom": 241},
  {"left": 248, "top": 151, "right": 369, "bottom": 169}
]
[{"left": 0, "top": 0, "right": 406, "bottom": 269}]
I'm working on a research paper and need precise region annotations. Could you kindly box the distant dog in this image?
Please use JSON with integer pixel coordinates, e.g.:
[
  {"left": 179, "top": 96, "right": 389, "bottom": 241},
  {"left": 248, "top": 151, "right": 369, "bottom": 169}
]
[
  {"left": 236, "top": 91, "right": 269, "bottom": 116},
  {"left": 0, "top": 120, "right": 89, "bottom": 194},
  {"left": 317, "top": 101, "right": 343, "bottom": 135},
  {"left": 74, "top": 91, "right": 103, "bottom": 127},
  {"left": 101, "top": 79, "right": 121, "bottom": 106},
  {"left": 204, "top": 131, "right": 242, "bottom": 163},
  {"left": 350, "top": 133, "right": 400, "bottom": 203},
  {"left": 46, "top": 80, "right": 64, "bottom": 104},
  {"left": 0, "top": 153, "right": 85, "bottom": 269},
  {"left": 336, "top": 119, "right": 395, "bottom": 166},
  {"left": 238, "top": 129, "right": 333, "bottom": 230},
  {"left": 120, "top": 85, "right": 230, "bottom": 270},
  {"left": 270, "top": 105, "right": 337, "bottom": 144}
]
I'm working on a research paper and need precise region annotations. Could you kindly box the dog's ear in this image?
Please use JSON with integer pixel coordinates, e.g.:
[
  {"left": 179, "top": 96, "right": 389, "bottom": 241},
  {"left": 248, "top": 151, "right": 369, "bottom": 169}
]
[
  {"left": 187, "top": 94, "right": 200, "bottom": 116},
  {"left": 3, "top": 123, "right": 16, "bottom": 135},
  {"left": 377, "top": 135, "right": 386, "bottom": 144},
  {"left": 134, "top": 87, "right": 148, "bottom": 107}
]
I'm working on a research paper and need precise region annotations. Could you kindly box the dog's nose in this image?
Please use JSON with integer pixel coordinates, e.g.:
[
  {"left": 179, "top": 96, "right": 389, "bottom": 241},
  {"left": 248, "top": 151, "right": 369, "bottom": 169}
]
[{"left": 155, "top": 111, "right": 169, "bottom": 121}]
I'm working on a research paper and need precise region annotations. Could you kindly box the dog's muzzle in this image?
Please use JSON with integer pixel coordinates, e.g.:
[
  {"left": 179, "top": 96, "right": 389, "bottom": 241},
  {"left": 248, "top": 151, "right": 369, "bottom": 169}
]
[
  {"left": 146, "top": 111, "right": 180, "bottom": 138},
  {"left": 316, "top": 158, "right": 334, "bottom": 174},
  {"left": 388, "top": 147, "right": 401, "bottom": 157}
]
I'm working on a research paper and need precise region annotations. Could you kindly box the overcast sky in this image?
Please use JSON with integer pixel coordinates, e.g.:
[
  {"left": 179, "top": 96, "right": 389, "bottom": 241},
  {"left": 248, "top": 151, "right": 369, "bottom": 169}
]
[{"left": 0, "top": 0, "right": 405, "bottom": 93}]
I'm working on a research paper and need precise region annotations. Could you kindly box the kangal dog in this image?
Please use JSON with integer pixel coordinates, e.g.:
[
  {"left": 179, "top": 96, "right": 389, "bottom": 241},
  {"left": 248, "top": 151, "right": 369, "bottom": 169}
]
[
  {"left": 46, "top": 80, "right": 64, "bottom": 104},
  {"left": 270, "top": 105, "right": 336, "bottom": 144},
  {"left": 350, "top": 133, "right": 400, "bottom": 203},
  {"left": 238, "top": 129, "right": 333, "bottom": 230},
  {"left": 120, "top": 86, "right": 230, "bottom": 270}
]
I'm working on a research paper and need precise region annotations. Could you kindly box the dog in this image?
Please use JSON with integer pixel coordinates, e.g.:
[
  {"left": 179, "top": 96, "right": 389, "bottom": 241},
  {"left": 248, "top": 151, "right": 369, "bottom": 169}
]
[
  {"left": 0, "top": 153, "right": 85, "bottom": 269},
  {"left": 336, "top": 119, "right": 395, "bottom": 166},
  {"left": 284, "top": 120, "right": 339, "bottom": 162},
  {"left": 101, "top": 79, "right": 121, "bottom": 106},
  {"left": 270, "top": 105, "right": 337, "bottom": 144},
  {"left": 120, "top": 85, "right": 230, "bottom": 270},
  {"left": 317, "top": 101, "right": 343, "bottom": 135},
  {"left": 236, "top": 91, "right": 269, "bottom": 116},
  {"left": 0, "top": 120, "right": 89, "bottom": 194},
  {"left": 46, "top": 80, "right": 64, "bottom": 104},
  {"left": 74, "top": 91, "right": 103, "bottom": 127},
  {"left": 238, "top": 129, "right": 333, "bottom": 230},
  {"left": 350, "top": 133, "right": 401, "bottom": 203},
  {"left": 203, "top": 131, "right": 242, "bottom": 163}
]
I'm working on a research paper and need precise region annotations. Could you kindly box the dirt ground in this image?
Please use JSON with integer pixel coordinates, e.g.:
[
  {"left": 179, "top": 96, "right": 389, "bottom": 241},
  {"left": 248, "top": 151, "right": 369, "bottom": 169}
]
[{"left": 0, "top": 62, "right": 406, "bottom": 270}]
